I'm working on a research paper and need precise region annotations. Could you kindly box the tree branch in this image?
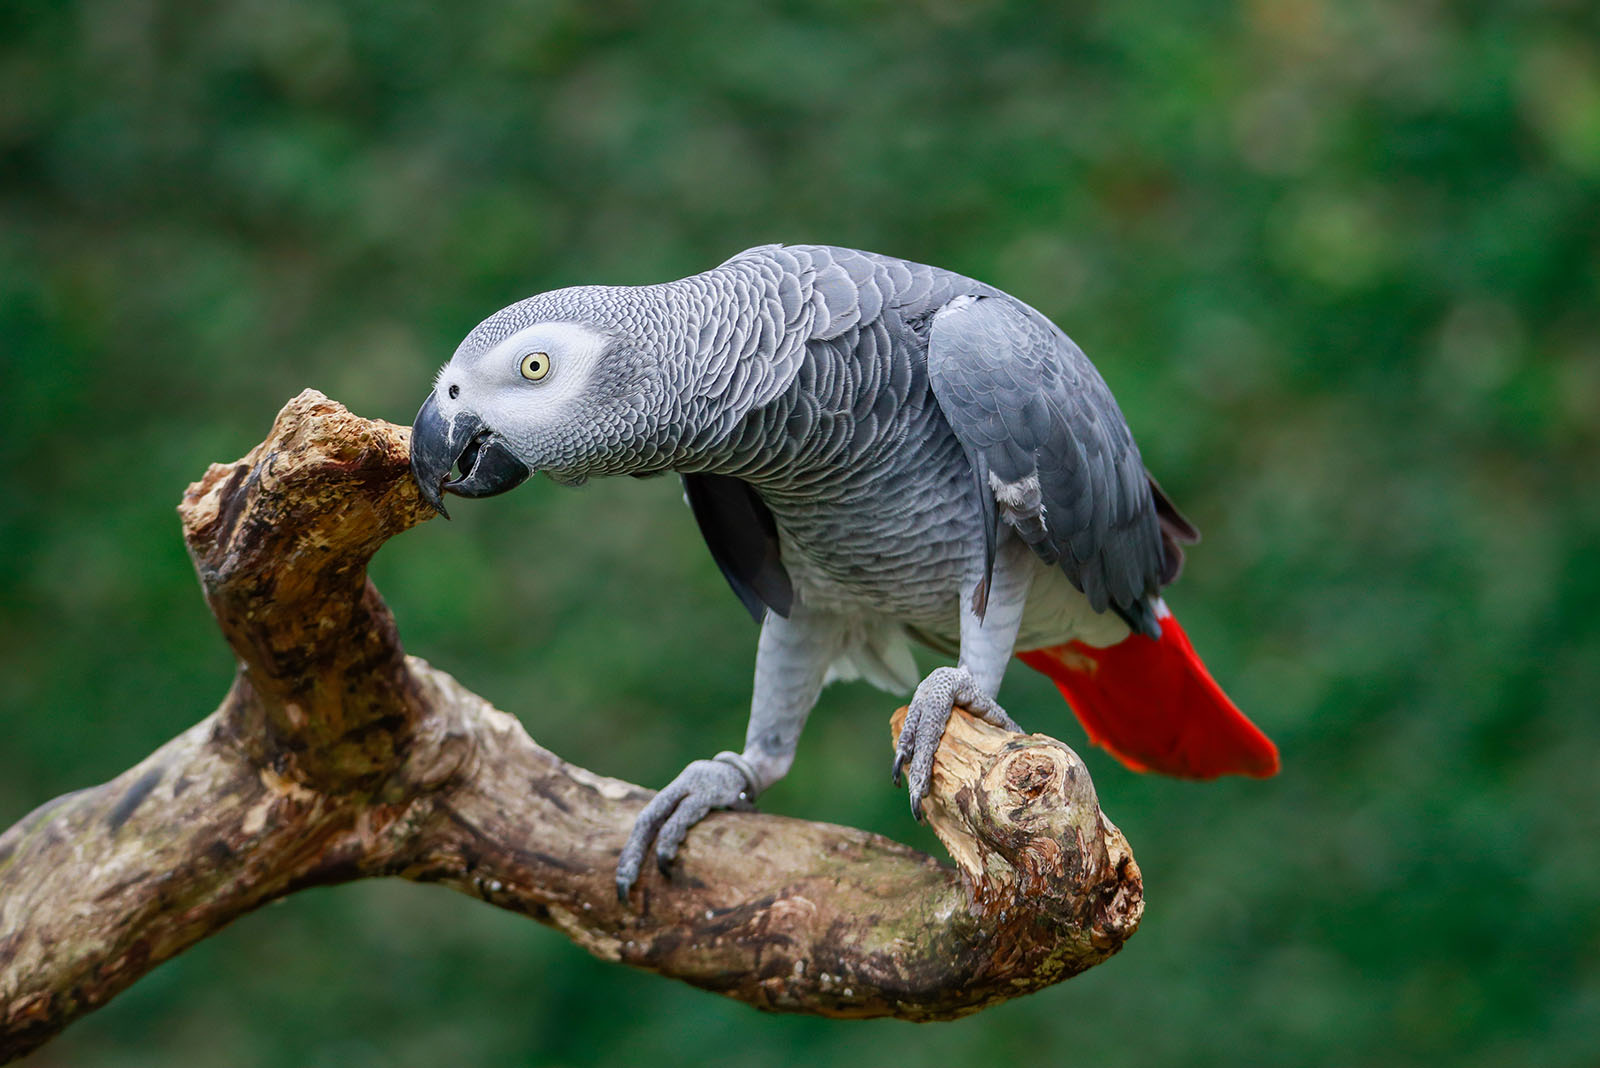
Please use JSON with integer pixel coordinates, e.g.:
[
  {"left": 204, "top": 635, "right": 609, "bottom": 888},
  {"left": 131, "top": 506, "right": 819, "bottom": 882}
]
[{"left": 0, "top": 390, "right": 1143, "bottom": 1062}]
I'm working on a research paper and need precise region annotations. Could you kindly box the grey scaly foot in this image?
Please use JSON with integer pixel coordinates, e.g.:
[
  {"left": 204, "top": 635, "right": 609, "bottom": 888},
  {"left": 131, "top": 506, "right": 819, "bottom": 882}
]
[
  {"left": 616, "top": 752, "right": 758, "bottom": 903},
  {"left": 891, "top": 666, "right": 1021, "bottom": 821}
]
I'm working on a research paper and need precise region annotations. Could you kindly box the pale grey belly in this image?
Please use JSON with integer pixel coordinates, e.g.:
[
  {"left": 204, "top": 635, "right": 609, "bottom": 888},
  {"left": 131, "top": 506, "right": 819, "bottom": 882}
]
[
  {"left": 774, "top": 503, "right": 974, "bottom": 629},
  {"left": 776, "top": 501, "right": 1130, "bottom": 695},
  {"left": 757, "top": 421, "right": 1130, "bottom": 692},
  {"left": 760, "top": 428, "right": 978, "bottom": 629}
]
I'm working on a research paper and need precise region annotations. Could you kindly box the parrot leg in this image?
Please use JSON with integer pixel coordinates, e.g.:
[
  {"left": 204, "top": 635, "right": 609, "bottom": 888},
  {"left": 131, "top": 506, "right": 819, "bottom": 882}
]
[
  {"left": 615, "top": 757, "right": 754, "bottom": 902},
  {"left": 616, "top": 606, "right": 845, "bottom": 902},
  {"left": 892, "top": 535, "right": 1032, "bottom": 819}
]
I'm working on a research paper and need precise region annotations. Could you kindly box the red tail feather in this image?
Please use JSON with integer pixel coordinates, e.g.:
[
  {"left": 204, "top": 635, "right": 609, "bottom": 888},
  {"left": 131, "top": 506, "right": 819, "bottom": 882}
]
[{"left": 1016, "top": 608, "right": 1278, "bottom": 779}]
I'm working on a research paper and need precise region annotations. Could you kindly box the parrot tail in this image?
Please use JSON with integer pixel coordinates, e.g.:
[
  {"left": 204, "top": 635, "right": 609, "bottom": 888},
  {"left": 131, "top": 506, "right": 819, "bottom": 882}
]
[{"left": 1015, "top": 604, "right": 1279, "bottom": 779}]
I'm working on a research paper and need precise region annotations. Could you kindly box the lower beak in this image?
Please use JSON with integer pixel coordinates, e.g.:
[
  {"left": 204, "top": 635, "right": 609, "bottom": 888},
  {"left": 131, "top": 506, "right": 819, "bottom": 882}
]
[{"left": 409, "top": 392, "right": 532, "bottom": 519}]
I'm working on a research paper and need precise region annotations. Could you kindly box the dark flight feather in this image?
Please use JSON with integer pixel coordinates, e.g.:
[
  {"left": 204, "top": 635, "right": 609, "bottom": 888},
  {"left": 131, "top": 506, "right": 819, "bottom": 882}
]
[{"left": 682, "top": 473, "right": 794, "bottom": 622}]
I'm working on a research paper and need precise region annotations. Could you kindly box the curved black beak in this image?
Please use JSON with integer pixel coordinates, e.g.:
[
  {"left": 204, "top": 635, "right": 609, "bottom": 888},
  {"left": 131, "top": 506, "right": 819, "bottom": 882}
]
[{"left": 410, "top": 392, "right": 532, "bottom": 519}]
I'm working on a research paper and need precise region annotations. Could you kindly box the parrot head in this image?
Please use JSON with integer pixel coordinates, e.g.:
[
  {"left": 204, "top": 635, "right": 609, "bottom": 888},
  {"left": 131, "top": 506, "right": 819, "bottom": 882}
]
[{"left": 410, "top": 301, "right": 666, "bottom": 517}]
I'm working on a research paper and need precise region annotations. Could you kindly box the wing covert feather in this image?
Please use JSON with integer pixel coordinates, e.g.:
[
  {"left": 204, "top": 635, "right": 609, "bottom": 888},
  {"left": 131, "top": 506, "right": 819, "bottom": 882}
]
[{"left": 926, "top": 295, "right": 1168, "bottom": 633}]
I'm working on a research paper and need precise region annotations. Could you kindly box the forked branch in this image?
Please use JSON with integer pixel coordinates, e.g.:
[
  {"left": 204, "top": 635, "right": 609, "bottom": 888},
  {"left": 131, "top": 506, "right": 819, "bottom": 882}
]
[{"left": 0, "top": 391, "right": 1142, "bottom": 1063}]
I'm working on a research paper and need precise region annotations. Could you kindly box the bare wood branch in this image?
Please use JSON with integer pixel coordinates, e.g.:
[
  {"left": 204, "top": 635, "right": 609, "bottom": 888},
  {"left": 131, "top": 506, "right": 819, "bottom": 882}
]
[{"left": 0, "top": 390, "right": 1143, "bottom": 1062}]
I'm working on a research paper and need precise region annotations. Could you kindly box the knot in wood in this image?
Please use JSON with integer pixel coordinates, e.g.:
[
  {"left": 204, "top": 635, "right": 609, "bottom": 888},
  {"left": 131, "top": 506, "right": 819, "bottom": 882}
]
[
  {"left": 1003, "top": 750, "right": 1065, "bottom": 803},
  {"left": 969, "top": 738, "right": 1108, "bottom": 907}
]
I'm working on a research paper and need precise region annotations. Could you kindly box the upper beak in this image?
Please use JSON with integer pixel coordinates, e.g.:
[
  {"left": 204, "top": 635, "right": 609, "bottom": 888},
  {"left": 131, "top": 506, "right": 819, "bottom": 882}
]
[{"left": 409, "top": 392, "right": 532, "bottom": 519}]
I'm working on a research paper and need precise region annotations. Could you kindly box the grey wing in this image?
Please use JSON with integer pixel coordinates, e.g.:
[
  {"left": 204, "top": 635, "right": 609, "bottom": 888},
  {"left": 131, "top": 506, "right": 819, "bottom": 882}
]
[{"left": 926, "top": 295, "right": 1170, "bottom": 637}]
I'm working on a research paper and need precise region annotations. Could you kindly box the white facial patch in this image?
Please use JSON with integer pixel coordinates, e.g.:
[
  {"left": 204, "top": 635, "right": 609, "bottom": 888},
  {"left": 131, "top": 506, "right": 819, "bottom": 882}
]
[
  {"left": 484, "top": 321, "right": 610, "bottom": 390},
  {"left": 451, "top": 320, "right": 614, "bottom": 464}
]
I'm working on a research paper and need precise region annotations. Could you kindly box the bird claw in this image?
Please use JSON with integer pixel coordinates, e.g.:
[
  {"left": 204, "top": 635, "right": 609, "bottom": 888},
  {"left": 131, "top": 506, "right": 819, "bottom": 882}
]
[
  {"left": 615, "top": 757, "right": 753, "bottom": 904},
  {"left": 892, "top": 666, "right": 1016, "bottom": 819}
]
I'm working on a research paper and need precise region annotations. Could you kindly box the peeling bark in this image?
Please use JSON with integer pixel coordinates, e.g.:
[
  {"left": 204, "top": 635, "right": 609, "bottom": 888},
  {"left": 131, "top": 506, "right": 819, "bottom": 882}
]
[{"left": 0, "top": 390, "right": 1142, "bottom": 1062}]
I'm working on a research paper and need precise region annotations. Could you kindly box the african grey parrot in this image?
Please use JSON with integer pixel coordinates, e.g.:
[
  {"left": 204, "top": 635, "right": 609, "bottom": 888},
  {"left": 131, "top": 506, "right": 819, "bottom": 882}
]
[{"left": 409, "top": 244, "right": 1278, "bottom": 900}]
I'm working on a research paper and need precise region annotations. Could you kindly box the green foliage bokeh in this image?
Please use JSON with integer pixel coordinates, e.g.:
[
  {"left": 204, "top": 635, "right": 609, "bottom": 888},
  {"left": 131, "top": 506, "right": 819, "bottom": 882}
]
[{"left": 2, "top": 1, "right": 1597, "bottom": 1065}]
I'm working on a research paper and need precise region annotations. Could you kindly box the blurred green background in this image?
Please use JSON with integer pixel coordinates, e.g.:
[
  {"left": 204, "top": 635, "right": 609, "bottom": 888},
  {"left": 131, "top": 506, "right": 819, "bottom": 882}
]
[{"left": 3, "top": 0, "right": 1598, "bottom": 1064}]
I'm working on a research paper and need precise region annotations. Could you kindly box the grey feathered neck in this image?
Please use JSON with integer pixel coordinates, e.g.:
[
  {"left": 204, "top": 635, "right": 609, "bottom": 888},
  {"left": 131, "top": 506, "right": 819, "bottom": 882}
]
[{"left": 466, "top": 245, "right": 928, "bottom": 478}]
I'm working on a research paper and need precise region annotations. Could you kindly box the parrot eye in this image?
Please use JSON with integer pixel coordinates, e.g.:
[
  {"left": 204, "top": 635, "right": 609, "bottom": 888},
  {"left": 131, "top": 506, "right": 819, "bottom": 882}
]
[{"left": 520, "top": 352, "right": 552, "bottom": 381}]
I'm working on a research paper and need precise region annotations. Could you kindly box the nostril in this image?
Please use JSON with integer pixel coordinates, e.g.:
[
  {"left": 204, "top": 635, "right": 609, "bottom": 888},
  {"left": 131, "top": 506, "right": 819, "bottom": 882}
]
[{"left": 448, "top": 384, "right": 460, "bottom": 400}]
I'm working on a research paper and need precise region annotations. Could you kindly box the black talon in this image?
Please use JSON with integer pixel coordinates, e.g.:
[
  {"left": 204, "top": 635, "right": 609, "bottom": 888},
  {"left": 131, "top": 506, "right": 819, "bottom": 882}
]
[
  {"left": 616, "top": 878, "right": 630, "bottom": 905},
  {"left": 891, "top": 752, "right": 906, "bottom": 787},
  {"left": 656, "top": 851, "right": 675, "bottom": 879},
  {"left": 911, "top": 794, "right": 926, "bottom": 823}
]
